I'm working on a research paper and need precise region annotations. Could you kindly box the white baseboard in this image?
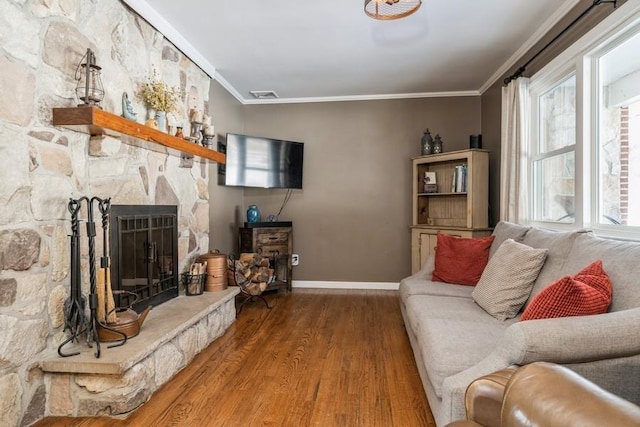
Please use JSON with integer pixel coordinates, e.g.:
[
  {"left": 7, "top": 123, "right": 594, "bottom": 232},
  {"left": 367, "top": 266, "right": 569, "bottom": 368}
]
[{"left": 292, "top": 280, "right": 399, "bottom": 290}]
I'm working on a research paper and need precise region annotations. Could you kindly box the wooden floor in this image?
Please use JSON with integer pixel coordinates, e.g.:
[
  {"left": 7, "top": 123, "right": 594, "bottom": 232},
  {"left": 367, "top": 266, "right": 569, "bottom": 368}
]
[{"left": 35, "top": 289, "right": 435, "bottom": 427}]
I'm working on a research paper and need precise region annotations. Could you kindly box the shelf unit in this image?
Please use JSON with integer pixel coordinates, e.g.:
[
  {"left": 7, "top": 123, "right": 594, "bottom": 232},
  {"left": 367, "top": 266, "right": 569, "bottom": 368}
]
[
  {"left": 52, "top": 107, "right": 225, "bottom": 164},
  {"left": 410, "top": 149, "right": 492, "bottom": 273},
  {"left": 412, "top": 149, "right": 488, "bottom": 228}
]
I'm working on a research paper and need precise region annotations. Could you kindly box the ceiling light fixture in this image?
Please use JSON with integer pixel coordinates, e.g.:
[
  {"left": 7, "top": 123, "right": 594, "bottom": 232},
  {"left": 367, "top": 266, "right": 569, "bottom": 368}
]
[{"left": 364, "top": 0, "right": 422, "bottom": 20}]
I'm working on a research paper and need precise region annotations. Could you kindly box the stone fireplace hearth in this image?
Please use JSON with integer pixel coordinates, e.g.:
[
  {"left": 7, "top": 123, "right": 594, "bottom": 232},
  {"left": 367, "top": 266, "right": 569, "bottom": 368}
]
[{"left": 39, "top": 287, "right": 239, "bottom": 417}]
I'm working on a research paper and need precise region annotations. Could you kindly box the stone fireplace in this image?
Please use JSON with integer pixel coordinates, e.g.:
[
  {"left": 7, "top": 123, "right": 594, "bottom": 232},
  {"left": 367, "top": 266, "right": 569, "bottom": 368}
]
[{"left": 0, "top": 1, "right": 238, "bottom": 425}]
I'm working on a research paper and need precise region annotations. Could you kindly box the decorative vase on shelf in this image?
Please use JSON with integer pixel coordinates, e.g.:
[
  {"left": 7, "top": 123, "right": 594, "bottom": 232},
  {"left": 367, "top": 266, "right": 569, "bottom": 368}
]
[
  {"left": 246, "top": 205, "right": 261, "bottom": 223},
  {"left": 421, "top": 128, "right": 433, "bottom": 155},
  {"left": 433, "top": 134, "right": 444, "bottom": 154},
  {"left": 154, "top": 111, "right": 167, "bottom": 133}
]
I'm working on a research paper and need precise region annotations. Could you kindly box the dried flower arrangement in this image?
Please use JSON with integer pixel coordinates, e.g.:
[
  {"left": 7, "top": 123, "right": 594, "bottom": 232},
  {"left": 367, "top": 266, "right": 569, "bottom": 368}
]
[{"left": 138, "top": 69, "right": 181, "bottom": 113}]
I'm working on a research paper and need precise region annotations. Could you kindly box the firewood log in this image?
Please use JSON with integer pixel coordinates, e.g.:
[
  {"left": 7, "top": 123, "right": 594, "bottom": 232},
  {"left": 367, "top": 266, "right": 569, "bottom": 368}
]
[
  {"left": 245, "top": 281, "right": 261, "bottom": 296},
  {"left": 239, "top": 253, "right": 255, "bottom": 263},
  {"left": 97, "top": 269, "right": 106, "bottom": 323}
]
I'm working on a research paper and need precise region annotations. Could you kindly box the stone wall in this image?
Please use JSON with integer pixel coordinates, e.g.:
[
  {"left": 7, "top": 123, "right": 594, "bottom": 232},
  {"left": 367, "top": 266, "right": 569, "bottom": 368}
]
[{"left": 0, "top": 1, "right": 214, "bottom": 425}]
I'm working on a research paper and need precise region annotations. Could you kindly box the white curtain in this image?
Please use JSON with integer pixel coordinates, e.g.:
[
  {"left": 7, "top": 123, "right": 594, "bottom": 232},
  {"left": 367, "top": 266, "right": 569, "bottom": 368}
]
[{"left": 500, "top": 77, "right": 530, "bottom": 223}]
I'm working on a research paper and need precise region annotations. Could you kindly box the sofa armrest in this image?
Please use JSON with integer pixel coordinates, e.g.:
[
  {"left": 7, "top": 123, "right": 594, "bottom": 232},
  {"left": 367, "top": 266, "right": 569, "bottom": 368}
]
[
  {"left": 405, "top": 254, "right": 435, "bottom": 281},
  {"left": 448, "top": 363, "right": 640, "bottom": 427},
  {"left": 502, "top": 362, "right": 640, "bottom": 427},
  {"left": 501, "top": 308, "right": 640, "bottom": 365},
  {"left": 464, "top": 367, "right": 516, "bottom": 426},
  {"left": 440, "top": 308, "right": 640, "bottom": 425}
]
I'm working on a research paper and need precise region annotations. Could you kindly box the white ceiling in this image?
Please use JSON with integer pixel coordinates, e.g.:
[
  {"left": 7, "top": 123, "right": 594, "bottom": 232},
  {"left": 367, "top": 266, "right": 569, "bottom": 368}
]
[{"left": 123, "top": 0, "right": 579, "bottom": 104}]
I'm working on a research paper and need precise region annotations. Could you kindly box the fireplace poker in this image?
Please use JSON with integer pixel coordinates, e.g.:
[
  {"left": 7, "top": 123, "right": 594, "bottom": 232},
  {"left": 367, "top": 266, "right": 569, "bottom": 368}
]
[
  {"left": 85, "top": 197, "right": 102, "bottom": 357},
  {"left": 58, "top": 198, "right": 89, "bottom": 357},
  {"left": 95, "top": 197, "right": 127, "bottom": 348}
]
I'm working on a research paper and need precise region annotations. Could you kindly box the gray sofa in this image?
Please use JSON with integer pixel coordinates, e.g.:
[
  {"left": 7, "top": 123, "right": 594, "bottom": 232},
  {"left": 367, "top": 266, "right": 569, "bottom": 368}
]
[{"left": 399, "top": 221, "right": 640, "bottom": 426}]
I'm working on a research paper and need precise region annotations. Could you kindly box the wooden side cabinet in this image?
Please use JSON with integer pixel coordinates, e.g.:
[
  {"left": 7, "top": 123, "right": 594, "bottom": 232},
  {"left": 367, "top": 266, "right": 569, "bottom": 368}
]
[{"left": 239, "top": 224, "right": 293, "bottom": 292}]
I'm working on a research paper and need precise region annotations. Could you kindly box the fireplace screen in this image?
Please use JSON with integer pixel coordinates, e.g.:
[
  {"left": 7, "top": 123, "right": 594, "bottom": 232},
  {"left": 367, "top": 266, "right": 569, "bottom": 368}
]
[{"left": 109, "top": 205, "right": 178, "bottom": 313}]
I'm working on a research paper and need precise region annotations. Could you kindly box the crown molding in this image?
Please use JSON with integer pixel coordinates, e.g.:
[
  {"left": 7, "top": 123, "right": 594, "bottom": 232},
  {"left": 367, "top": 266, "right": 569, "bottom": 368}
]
[
  {"left": 212, "top": 71, "right": 246, "bottom": 104},
  {"left": 240, "top": 90, "right": 480, "bottom": 105}
]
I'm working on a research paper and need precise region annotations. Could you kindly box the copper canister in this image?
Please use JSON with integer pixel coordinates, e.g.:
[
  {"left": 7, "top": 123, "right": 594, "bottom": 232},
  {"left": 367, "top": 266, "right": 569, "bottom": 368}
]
[{"left": 197, "top": 250, "right": 228, "bottom": 291}]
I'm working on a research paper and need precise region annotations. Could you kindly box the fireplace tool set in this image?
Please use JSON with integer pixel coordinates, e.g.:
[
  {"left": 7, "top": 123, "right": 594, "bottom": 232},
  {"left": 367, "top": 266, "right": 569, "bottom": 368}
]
[{"left": 58, "top": 196, "right": 130, "bottom": 358}]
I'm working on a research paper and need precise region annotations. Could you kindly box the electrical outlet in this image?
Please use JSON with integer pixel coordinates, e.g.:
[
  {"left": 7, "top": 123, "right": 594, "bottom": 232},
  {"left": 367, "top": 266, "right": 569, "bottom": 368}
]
[{"left": 291, "top": 254, "right": 299, "bottom": 266}]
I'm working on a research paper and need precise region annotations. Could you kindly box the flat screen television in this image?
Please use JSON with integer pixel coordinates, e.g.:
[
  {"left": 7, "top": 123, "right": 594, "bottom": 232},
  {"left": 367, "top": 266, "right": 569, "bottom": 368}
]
[{"left": 223, "top": 133, "right": 304, "bottom": 189}]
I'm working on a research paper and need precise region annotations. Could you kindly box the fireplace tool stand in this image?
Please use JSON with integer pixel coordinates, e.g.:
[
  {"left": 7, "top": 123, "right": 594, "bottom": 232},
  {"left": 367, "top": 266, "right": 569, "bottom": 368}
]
[{"left": 58, "top": 196, "right": 127, "bottom": 358}]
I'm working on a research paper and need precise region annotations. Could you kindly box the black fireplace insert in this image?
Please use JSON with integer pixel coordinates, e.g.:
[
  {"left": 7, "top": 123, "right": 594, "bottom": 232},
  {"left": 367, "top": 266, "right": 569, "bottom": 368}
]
[{"left": 109, "top": 205, "right": 178, "bottom": 313}]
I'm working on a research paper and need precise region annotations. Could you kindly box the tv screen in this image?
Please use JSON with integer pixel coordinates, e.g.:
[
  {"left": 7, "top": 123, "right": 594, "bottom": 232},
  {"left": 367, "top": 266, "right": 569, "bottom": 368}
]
[{"left": 223, "top": 133, "right": 304, "bottom": 189}]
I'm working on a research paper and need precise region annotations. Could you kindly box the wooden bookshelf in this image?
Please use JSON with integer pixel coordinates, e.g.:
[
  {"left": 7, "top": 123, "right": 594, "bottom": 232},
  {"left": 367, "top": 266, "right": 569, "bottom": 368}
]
[
  {"left": 410, "top": 149, "right": 492, "bottom": 273},
  {"left": 52, "top": 106, "right": 225, "bottom": 164}
]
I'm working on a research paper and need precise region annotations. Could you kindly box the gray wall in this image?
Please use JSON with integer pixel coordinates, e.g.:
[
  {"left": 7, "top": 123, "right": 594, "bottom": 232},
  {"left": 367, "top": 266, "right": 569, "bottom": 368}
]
[
  {"left": 208, "top": 80, "right": 245, "bottom": 255},
  {"left": 209, "top": 0, "right": 624, "bottom": 283},
  {"left": 237, "top": 97, "right": 481, "bottom": 282}
]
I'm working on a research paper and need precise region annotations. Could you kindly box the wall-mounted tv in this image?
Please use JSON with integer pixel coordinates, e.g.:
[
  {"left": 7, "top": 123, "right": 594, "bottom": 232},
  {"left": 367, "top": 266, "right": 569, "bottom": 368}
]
[{"left": 222, "top": 133, "right": 304, "bottom": 189}]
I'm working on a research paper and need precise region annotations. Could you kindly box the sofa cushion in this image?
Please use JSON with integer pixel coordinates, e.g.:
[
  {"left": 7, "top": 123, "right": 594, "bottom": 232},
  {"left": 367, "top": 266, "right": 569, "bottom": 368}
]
[
  {"left": 521, "top": 228, "right": 587, "bottom": 306},
  {"left": 432, "top": 233, "right": 495, "bottom": 286},
  {"left": 563, "top": 233, "right": 640, "bottom": 312},
  {"left": 399, "top": 277, "right": 475, "bottom": 303},
  {"left": 489, "top": 221, "right": 531, "bottom": 259},
  {"left": 521, "top": 260, "right": 612, "bottom": 320},
  {"left": 404, "top": 295, "right": 516, "bottom": 397},
  {"left": 472, "top": 239, "right": 548, "bottom": 320}
]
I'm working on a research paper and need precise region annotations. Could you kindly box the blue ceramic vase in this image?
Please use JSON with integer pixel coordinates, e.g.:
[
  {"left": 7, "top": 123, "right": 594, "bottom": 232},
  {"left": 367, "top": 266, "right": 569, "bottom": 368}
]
[{"left": 246, "top": 205, "right": 261, "bottom": 223}]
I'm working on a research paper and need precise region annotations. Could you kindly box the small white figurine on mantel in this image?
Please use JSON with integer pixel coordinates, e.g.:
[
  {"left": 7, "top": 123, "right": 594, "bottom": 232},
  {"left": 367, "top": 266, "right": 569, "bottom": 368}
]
[{"left": 121, "top": 92, "right": 137, "bottom": 121}]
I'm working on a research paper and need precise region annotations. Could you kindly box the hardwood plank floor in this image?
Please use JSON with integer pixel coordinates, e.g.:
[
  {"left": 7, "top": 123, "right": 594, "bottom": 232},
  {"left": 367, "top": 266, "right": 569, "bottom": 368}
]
[{"left": 34, "top": 289, "right": 435, "bottom": 427}]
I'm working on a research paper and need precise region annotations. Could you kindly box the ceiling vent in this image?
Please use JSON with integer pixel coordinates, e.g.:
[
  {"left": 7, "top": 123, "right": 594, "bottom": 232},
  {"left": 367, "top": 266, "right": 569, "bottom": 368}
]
[{"left": 249, "top": 90, "right": 279, "bottom": 99}]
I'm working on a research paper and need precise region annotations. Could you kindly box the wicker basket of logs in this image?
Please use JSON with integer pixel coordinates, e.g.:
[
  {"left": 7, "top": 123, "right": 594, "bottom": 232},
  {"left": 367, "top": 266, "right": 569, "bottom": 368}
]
[{"left": 197, "top": 250, "right": 228, "bottom": 292}]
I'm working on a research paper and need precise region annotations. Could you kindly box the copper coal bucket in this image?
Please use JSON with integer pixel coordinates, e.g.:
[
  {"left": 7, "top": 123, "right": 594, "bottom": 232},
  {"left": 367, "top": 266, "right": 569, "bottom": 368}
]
[{"left": 197, "top": 250, "right": 228, "bottom": 292}]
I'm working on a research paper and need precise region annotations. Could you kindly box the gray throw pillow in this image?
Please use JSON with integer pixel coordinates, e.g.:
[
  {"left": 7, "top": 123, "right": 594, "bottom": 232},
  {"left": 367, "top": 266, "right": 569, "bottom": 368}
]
[{"left": 473, "top": 239, "right": 548, "bottom": 320}]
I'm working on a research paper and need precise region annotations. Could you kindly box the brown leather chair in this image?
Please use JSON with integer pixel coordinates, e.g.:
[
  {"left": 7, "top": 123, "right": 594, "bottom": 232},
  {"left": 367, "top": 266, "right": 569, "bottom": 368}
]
[{"left": 447, "top": 362, "right": 640, "bottom": 427}]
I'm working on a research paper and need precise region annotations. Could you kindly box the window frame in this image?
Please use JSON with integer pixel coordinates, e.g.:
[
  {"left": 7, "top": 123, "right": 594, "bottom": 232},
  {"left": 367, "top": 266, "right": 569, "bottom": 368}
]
[
  {"left": 524, "top": 0, "right": 640, "bottom": 240},
  {"left": 530, "top": 71, "right": 578, "bottom": 225}
]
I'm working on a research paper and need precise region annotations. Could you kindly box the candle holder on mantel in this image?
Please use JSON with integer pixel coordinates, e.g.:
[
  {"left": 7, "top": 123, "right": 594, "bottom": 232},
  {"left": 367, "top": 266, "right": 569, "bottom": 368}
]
[
  {"left": 189, "top": 121, "right": 203, "bottom": 144},
  {"left": 201, "top": 133, "right": 214, "bottom": 148}
]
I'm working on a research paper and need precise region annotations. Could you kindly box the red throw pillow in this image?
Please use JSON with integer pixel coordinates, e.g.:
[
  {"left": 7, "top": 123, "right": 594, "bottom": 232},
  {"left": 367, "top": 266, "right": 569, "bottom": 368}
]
[
  {"left": 521, "top": 260, "right": 612, "bottom": 321},
  {"left": 432, "top": 233, "right": 495, "bottom": 286}
]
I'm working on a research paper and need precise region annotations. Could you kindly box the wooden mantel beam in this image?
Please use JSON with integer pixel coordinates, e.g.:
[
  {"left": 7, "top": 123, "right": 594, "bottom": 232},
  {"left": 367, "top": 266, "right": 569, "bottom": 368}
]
[{"left": 52, "top": 106, "right": 226, "bottom": 164}]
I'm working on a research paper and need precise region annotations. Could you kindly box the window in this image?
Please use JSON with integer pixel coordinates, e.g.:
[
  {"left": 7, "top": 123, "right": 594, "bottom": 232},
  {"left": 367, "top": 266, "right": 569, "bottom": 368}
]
[
  {"left": 597, "top": 30, "right": 640, "bottom": 226},
  {"left": 533, "top": 75, "right": 576, "bottom": 223},
  {"left": 526, "top": 1, "right": 640, "bottom": 239}
]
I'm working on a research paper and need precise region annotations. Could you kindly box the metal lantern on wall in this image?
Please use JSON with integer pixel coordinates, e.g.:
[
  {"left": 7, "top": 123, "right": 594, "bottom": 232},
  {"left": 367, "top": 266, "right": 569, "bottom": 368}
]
[{"left": 75, "top": 48, "right": 104, "bottom": 107}]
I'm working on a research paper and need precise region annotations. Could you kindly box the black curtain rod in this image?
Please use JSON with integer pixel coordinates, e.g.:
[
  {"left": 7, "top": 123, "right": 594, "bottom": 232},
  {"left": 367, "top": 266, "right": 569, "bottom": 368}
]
[{"left": 504, "top": 0, "right": 618, "bottom": 85}]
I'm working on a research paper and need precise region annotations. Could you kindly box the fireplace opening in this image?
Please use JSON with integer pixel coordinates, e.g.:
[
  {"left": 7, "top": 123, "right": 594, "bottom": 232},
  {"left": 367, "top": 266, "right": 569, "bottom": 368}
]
[{"left": 109, "top": 205, "right": 178, "bottom": 313}]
